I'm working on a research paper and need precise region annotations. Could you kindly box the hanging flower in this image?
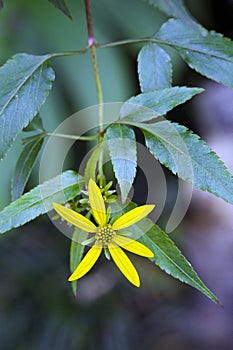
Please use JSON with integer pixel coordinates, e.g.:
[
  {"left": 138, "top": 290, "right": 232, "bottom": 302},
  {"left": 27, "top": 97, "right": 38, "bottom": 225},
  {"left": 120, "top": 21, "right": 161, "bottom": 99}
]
[{"left": 53, "top": 179, "right": 155, "bottom": 287}]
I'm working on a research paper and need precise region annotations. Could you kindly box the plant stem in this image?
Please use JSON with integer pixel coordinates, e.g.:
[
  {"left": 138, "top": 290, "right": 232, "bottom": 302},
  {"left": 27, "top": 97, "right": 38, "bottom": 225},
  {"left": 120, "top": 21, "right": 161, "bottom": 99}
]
[
  {"left": 45, "top": 132, "right": 98, "bottom": 141},
  {"left": 49, "top": 48, "right": 89, "bottom": 58},
  {"left": 84, "top": 0, "right": 104, "bottom": 179},
  {"left": 96, "top": 37, "right": 152, "bottom": 49},
  {"left": 48, "top": 37, "right": 167, "bottom": 60},
  {"left": 84, "top": 0, "right": 104, "bottom": 134}
]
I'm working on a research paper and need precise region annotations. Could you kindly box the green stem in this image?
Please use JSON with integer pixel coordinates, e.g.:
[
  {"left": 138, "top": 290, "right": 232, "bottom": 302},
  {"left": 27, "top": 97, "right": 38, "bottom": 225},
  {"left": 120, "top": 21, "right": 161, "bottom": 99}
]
[
  {"left": 91, "top": 45, "right": 104, "bottom": 133},
  {"left": 49, "top": 48, "right": 89, "bottom": 58},
  {"left": 84, "top": 0, "right": 104, "bottom": 178},
  {"left": 96, "top": 37, "right": 153, "bottom": 49},
  {"left": 45, "top": 132, "right": 98, "bottom": 141},
  {"left": 47, "top": 38, "right": 163, "bottom": 60},
  {"left": 84, "top": 0, "right": 104, "bottom": 134}
]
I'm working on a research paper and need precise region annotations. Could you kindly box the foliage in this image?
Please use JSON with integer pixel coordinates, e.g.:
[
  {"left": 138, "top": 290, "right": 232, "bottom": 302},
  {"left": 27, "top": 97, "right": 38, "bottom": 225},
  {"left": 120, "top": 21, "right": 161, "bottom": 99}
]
[
  {"left": 0, "top": 171, "right": 82, "bottom": 234},
  {"left": 48, "top": 0, "right": 72, "bottom": 19},
  {"left": 0, "top": 54, "right": 54, "bottom": 160},
  {"left": 105, "top": 124, "right": 137, "bottom": 202},
  {"left": 0, "top": 0, "right": 233, "bottom": 303}
]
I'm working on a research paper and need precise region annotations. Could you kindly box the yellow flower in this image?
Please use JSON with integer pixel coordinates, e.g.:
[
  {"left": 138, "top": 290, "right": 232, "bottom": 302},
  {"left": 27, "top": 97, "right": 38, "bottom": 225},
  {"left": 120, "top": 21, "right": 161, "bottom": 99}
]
[{"left": 53, "top": 179, "right": 155, "bottom": 287}]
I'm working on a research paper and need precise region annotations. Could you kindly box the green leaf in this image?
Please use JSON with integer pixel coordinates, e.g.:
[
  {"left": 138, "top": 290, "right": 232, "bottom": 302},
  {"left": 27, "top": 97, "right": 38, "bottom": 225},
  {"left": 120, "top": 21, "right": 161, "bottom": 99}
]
[
  {"left": 22, "top": 134, "right": 44, "bottom": 145},
  {"left": 69, "top": 229, "right": 87, "bottom": 296},
  {"left": 23, "top": 114, "right": 44, "bottom": 132},
  {"left": 155, "top": 19, "right": 233, "bottom": 88},
  {"left": 145, "top": 0, "right": 197, "bottom": 27},
  {"left": 84, "top": 144, "right": 102, "bottom": 184},
  {"left": 0, "top": 170, "right": 83, "bottom": 234},
  {"left": 48, "top": 0, "right": 72, "bottom": 19},
  {"left": 114, "top": 200, "right": 218, "bottom": 302},
  {"left": 0, "top": 53, "right": 55, "bottom": 160},
  {"left": 127, "top": 119, "right": 233, "bottom": 204},
  {"left": 137, "top": 219, "right": 219, "bottom": 303},
  {"left": 11, "top": 135, "right": 44, "bottom": 201},
  {"left": 138, "top": 43, "right": 172, "bottom": 92},
  {"left": 105, "top": 124, "right": 137, "bottom": 203},
  {"left": 120, "top": 87, "right": 203, "bottom": 122}
]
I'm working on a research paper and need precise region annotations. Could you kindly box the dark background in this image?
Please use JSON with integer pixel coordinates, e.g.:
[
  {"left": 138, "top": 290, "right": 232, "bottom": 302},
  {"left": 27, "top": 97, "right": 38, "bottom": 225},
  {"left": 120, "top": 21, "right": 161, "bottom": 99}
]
[{"left": 1, "top": 1, "right": 233, "bottom": 349}]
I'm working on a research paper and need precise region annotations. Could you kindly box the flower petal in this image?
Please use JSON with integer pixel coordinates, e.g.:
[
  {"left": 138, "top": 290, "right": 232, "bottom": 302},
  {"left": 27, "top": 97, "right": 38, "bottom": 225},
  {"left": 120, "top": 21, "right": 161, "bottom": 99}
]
[
  {"left": 113, "top": 235, "right": 154, "bottom": 258},
  {"left": 112, "top": 205, "right": 155, "bottom": 230},
  {"left": 88, "top": 179, "right": 106, "bottom": 226},
  {"left": 109, "top": 245, "right": 140, "bottom": 287},
  {"left": 53, "top": 202, "right": 96, "bottom": 232},
  {"left": 68, "top": 244, "right": 102, "bottom": 281}
]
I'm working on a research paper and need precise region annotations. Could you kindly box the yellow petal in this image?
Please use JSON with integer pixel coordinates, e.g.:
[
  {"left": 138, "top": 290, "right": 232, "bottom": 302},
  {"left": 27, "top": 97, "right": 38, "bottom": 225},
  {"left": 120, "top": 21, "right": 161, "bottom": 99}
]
[
  {"left": 53, "top": 202, "right": 96, "bottom": 233},
  {"left": 109, "top": 245, "right": 140, "bottom": 287},
  {"left": 68, "top": 244, "right": 102, "bottom": 281},
  {"left": 113, "top": 235, "right": 154, "bottom": 258},
  {"left": 88, "top": 179, "right": 106, "bottom": 226},
  {"left": 112, "top": 205, "right": 155, "bottom": 230}
]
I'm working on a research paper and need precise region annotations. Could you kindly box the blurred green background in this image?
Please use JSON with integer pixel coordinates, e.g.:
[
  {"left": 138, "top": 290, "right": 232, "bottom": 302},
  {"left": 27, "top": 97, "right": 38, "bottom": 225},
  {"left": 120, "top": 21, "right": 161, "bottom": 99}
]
[{"left": 1, "top": 1, "right": 233, "bottom": 349}]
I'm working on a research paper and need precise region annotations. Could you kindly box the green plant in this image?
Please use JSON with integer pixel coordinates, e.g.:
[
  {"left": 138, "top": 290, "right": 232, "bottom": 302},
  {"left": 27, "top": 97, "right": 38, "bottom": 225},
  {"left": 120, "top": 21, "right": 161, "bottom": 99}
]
[{"left": 1, "top": 0, "right": 233, "bottom": 303}]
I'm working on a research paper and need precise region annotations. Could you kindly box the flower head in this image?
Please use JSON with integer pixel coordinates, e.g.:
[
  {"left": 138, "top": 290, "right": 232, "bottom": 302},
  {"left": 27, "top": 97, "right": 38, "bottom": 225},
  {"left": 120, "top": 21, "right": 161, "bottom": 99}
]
[{"left": 53, "top": 179, "right": 155, "bottom": 287}]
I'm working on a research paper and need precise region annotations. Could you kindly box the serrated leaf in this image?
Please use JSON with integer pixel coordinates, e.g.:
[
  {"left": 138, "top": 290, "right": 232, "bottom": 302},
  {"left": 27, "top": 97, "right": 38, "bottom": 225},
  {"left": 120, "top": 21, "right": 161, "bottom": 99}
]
[
  {"left": 138, "top": 43, "right": 172, "bottom": 92},
  {"left": 120, "top": 87, "right": 203, "bottom": 122},
  {"left": 70, "top": 228, "right": 87, "bottom": 296},
  {"left": 48, "top": 0, "right": 72, "bottom": 19},
  {"left": 0, "top": 53, "right": 55, "bottom": 160},
  {"left": 145, "top": 0, "right": 197, "bottom": 27},
  {"left": 118, "top": 200, "right": 218, "bottom": 303},
  {"left": 125, "top": 119, "right": 233, "bottom": 204},
  {"left": 11, "top": 135, "right": 44, "bottom": 201},
  {"left": 155, "top": 19, "right": 233, "bottom": 88},
  {"left": 105, "top": 124, "right": 137, "bottom": 203},
  {"left": 137, "top": 218, "right": 219, "bottom": 303},
  {"left": 84, "top": 144, "right": 102, "bottom": 184},
  {"left": 0, "top": 170, "right": 83, "bottom": 234}
]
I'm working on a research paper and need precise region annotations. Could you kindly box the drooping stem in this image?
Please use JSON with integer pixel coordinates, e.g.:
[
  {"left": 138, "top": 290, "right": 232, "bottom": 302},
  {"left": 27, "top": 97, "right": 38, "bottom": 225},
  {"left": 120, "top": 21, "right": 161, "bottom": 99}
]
[{"left": 84, "top": 0, "right": 104, "bottom": 134}]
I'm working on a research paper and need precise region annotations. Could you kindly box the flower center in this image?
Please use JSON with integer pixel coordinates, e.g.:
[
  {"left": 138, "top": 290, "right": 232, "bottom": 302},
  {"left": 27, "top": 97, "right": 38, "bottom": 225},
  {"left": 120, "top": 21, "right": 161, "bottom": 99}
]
[{"left": 95, "top": 226, "right": 116, "bottom": 246}]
